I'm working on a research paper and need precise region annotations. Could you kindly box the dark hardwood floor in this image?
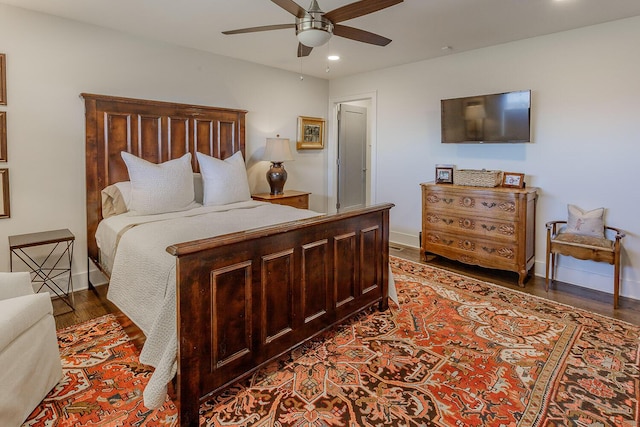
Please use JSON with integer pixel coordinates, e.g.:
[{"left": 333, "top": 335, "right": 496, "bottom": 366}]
[
  {"left": 53, "top": 244, "right": 640, "bottom": 329},
  {"left": 390, "top": 244, "right": 640, "bottom": 325}
]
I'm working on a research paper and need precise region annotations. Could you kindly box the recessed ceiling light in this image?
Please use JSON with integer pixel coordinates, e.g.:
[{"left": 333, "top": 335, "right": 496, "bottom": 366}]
[{"left": 328, "top": 55, "right": 340, "bottom": 61}]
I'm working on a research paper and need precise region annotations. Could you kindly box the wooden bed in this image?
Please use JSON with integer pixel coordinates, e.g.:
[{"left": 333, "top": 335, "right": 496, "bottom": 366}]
[{"left": 83, "top": 93, "right": 393, "bottom": 426}]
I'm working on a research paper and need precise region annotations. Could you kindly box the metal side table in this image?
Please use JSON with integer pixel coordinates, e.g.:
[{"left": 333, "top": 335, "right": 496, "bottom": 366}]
[{"left": 9, "top": 228, "right": 75, "bottom": 313}]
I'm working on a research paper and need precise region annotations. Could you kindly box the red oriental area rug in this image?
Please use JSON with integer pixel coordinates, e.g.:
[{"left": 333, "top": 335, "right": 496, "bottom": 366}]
[{"left": 25, "top": 257, "right": 640, "bottom": 426}]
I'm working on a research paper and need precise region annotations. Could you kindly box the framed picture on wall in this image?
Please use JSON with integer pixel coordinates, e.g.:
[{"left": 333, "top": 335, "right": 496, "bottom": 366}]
[
  {"left": 0, "top": 169, "right": 9, "bottom": 218},
  {"left": 297, "top": 116, "right": 325, "bottom": 149},
  {"left": 0, "top": 112, "right": 6, "bottom": 161},
  {"left": 0, "top": 54, "right": 6, "bottom": 105}
]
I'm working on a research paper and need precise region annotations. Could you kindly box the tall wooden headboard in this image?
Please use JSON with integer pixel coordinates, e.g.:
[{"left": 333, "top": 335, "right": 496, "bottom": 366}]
[{"left": 82, "top": 93, "right": 247, "bottom": 264}]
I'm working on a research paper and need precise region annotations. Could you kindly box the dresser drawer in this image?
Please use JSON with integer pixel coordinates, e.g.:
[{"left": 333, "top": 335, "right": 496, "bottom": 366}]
[
  {"left": 423, "top": 211, "right": 518, "bottom": 242},
  {"left": 424, "top": 188, "right": 519, "bottom": 221},
  {"left": 423, "top": 231, "right": 519, "bottom": 270}
]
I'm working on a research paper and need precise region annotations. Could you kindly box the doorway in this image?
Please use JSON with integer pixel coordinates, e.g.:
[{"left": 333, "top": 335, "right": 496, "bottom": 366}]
[
  {"left": 329, "top": 93, "right": 376, "bottom": 213},
  {"left": 337, "top": 103, "right": 367, "bottom": 210}
]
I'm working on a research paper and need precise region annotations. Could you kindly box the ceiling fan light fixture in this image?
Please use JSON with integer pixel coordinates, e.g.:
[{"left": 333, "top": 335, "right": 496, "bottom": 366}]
[{"left": 296, "top": 16, "right": 333, "bottom": 47}]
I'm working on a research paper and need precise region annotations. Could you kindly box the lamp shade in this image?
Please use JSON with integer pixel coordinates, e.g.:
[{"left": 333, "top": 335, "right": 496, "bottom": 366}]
[{"left": 264, "top": 138, "right": 294, "bottom": 162}]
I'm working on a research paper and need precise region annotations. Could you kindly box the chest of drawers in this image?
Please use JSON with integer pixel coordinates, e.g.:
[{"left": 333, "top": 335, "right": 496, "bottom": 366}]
[{"left": 421, "top": 182, "right": 538, "bottom": 286}]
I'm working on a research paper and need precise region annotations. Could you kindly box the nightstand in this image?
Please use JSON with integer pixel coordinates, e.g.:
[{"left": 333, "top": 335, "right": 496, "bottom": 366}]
[{"left": 252, "top": 190, "right": 310, "bottom": 209}]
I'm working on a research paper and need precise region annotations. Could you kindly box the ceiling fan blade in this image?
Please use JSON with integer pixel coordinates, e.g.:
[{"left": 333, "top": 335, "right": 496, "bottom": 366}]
[
  {"left": 298, "top": 43, "right": 313, "bottom": 57},
  {"left": 272, "top": 0, "right": 307, "bottom": 18},
  {"left": 324, "top": 0, "right": 403, "bottom": 23},
  {"left": 333, "top": 24, "right": 392, "bottom": 46},
  {"left": 222, "top": 23, "right": 295, "bottom": 35}
]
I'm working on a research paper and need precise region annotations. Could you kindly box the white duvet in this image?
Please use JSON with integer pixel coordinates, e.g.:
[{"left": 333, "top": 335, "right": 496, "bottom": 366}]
[{"left": 97, "top": 201, "right": 322, "bottom": 409}]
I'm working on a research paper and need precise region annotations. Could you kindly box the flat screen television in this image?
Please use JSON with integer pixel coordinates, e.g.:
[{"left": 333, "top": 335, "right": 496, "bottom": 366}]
[{"left": 441, "top": 90, "right": 531, "bottom": 143}]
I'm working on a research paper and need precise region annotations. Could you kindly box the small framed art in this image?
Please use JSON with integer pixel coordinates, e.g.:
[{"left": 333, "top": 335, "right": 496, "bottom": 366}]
[
  {"left": 0, "top": 53, "right": 5, "bottom": 105},
  {"left": 435, "top": 166, "right": 454, "bottom": 184},
  {"left": 0, "top": 112, "right": 6, "bottom": 161},
  {"left": 297, "top": 116, "right": 325, "bottom": 149},
  {"left": 502, "top": 172, "right": 525, "bottom": 188},
  {"left": 0, "top": 168, "right": 9, "bottom": 218}
]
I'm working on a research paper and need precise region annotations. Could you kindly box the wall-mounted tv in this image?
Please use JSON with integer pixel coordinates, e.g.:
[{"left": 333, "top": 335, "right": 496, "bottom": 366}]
[{"left": 441, "top": 90, "right": 531, "bottom": 143}]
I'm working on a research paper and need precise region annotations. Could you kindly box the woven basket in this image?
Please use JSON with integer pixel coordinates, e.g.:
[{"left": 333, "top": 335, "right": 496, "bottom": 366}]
[{"left": 453, "top": 169, "right": 503, "bottom": 187}]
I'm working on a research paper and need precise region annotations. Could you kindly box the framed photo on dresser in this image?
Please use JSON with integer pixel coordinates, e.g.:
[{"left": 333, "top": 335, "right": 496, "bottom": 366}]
[
  {"left": 502, "top": 172, "right": 525, "bottom": 188},
  {"left": 435, "top": 165, "right": 454, "bottom": 184}
]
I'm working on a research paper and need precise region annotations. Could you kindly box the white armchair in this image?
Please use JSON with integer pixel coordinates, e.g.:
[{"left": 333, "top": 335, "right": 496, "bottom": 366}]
[{"left": 0, "top": 272, "right": 62, "bottom": 426}]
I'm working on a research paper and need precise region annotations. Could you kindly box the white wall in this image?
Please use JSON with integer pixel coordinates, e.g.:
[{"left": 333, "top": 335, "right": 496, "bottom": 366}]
[
  {"left": 0, "top": 4, "right": 329, "bottom": 290},
  {"left": 330, "top": 16, "right": 640, "bottom": 300}
]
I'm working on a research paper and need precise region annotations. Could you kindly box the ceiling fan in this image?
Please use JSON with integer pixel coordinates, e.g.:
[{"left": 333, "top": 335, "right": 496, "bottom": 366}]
[{"left": 222, "top": 0, "right": 404, "bottom": 57}]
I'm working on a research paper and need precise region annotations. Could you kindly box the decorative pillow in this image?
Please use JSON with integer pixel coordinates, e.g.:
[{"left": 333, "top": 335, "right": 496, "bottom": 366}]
[
  {"left": 101, "top": 182, "right": 131, "bottom": 218},
  {"left": 566, "top": 204, "right": 605, "bottom": 238},
  {"left": 121, "top": 152, "right": 197, "bottom": 215},
  {"left": 196, "top": 151, "right": 251, "bottom": 206}
]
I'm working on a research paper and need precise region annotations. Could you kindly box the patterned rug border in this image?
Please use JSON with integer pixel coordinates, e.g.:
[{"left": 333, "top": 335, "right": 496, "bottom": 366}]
[{"left": 391, "top": 255, "right": 640, "bottom": 328}]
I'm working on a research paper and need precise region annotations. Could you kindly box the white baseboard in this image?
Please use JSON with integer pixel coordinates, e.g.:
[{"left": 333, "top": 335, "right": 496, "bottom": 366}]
[{"left": 390, "top": 231, "right": 420, "bottom": 249}]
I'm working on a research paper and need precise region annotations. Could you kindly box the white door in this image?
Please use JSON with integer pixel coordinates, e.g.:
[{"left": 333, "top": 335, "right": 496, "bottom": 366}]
[{"left": 337, "top": 104, "right": 367, "bottom": 210}]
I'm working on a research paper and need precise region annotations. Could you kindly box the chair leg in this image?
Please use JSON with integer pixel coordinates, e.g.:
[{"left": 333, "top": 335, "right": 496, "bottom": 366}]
[
  {"left": 613, "top": 260, "right": 620, "bottom": 309},
  {"left": 545, "top": 251, "right": 550, "bottom": 291},
  {"left": 546, "top": 253, "right": 556, "bottom": 292}
]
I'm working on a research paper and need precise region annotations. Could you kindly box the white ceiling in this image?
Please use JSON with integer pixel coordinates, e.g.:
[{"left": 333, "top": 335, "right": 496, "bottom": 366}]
[{"left": 3, "top": 0, "right": 640, "bottom": 79}]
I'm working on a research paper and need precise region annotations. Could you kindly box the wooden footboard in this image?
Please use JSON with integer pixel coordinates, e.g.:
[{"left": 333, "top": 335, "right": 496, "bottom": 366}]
[{"left": 167, "top": 203, "right": 393, "bottom": 426}]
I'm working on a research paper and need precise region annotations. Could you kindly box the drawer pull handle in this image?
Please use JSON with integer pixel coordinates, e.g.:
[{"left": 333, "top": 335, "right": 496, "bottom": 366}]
[
  {"left": 460, "top": 219, "right": 474, "bottom": 229},
  {"left": 442, "top": 198, "right": 454, "bottom": 204},
  {"left": 459, "top": 240, "right": 475, "bottom": 251},
  {"left": 442, "top": 219, "right": 453, "bottom": 225},
  {"left": 482, "top": 246, "right": 496, "bottom": 254},
  {"left": 482, "top": 202, "right": 497, "bottom": 208},
  {"left": 481, "top": 224, "right": 496, "bottom": 231},
  {"left": 497, "top": 248, "right": 515, "bottom": 259}
]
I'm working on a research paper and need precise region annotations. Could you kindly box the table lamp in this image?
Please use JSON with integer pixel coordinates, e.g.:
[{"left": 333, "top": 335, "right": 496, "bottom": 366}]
[{"left": 264, "top": 137, "right": 294, "bottom": 195}]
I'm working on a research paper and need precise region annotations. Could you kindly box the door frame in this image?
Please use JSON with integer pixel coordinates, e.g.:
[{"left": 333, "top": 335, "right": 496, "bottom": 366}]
[{"left": 327, "top": 91, "right": 377, "bottom": 214}]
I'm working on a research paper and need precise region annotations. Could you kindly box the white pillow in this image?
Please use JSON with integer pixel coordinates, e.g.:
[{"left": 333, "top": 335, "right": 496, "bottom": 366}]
[
  {"left": 196, "top": 151, "right": 251, "bottom": 206},
  {"left": 121, "top": 152, "right": 197, "bottom": 215},
  {"left": 566, "top": 204, "right": 605, "bottom": 238}
]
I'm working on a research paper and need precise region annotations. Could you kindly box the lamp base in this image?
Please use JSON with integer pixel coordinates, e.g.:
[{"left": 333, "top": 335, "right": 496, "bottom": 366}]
[{"left": 266, "top": 162, "right": 287, "bottom": 195}]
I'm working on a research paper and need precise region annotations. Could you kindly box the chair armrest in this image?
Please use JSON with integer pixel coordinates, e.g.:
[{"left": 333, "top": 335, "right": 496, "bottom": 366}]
[
  {"left": 546, "top": 220, "right": 566, "bottom": 238},
  {"left": 0, "top": 272, "right": 34, "bottom": 301},
  {"left": 545, "top": 220, "right": 567, "bottom": 230},
  {"left": 0, "top": 293, "right": 53, "bottom": 350},
  {"left": 605, "top": 226, "right": 625, "bottom": 241}
]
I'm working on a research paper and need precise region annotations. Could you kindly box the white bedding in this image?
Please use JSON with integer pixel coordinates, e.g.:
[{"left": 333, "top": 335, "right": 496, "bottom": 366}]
[
  {"left": 98, "top": 201, "right": 322, "bottom": 408},
  {"left": 97, "top": 200, "right": 397, "bottom": 409}
]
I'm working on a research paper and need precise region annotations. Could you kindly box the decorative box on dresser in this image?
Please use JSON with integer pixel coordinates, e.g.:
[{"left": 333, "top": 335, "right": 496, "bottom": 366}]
[{"left": 421, "top": 182, "right": 538, "bottom": 286}]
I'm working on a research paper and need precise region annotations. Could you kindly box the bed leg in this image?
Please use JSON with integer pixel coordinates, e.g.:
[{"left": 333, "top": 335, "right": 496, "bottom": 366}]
[{"left": 87, "top": 258, "right": 96, "bottom": 292}]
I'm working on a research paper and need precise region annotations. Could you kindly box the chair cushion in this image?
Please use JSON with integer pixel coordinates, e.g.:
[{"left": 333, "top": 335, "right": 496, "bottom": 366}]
[
  {"left": 552, "top": 232, "right": 614, "bottom": 251},
  {"left": 0, "top": 293, "right": 53, "bottom": 350},
  {"left": 566, "top": 204, "right": 605, "bottom": 238}
]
